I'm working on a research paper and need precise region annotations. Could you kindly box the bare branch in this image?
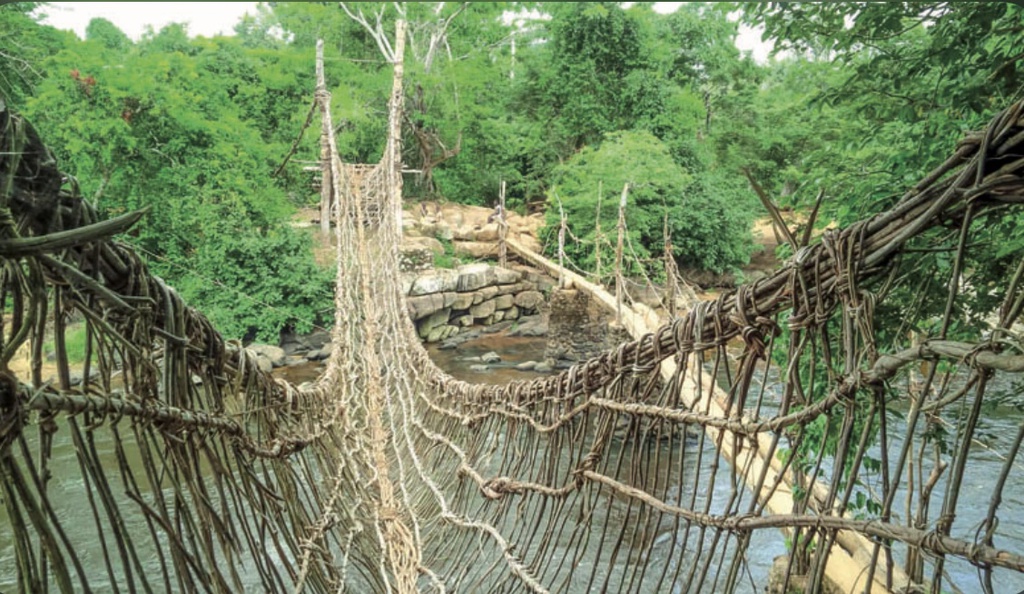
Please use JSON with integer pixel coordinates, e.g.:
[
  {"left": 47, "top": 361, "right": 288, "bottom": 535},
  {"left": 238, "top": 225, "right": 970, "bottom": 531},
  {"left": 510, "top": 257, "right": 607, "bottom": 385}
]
[
  {"left": 339, "top": 2, "right": 395, "bottom": 62},
  {"left": 423, "top": 2, "right": 468, "bottom": 73}
]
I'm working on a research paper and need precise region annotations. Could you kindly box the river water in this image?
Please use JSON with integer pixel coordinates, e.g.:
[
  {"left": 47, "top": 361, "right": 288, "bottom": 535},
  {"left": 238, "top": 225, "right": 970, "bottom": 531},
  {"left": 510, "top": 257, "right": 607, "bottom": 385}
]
[
  {"left": 428, "top": 335, "right": 1024, "bottom": 593},
  {"left": 2, "top": 333, "right": 1022, "bottom": 592}
]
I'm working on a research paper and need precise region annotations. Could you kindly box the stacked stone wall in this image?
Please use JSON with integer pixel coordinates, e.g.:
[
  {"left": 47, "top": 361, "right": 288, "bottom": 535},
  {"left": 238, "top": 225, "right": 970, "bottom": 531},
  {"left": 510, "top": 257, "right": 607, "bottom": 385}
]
[{"left": 405, "top": 263, "right": 554, "bottom": 342}]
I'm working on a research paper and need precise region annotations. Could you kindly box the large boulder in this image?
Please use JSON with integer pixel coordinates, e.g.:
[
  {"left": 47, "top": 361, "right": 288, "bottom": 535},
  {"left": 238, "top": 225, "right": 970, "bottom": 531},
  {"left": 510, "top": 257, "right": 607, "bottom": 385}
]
[
  {"left": 307, "top": 346, "right": 332, "bottom": 361},
  {"left": 474, "top": 223, "right": 500, "bottom": 242},
  {"left": 453, "top": 241, "right": 497, "bottom": 259},
  {"left": 248, "top": 344, "right": 286, "bottom": 368},
  {"left": 514, "top": 290, "right": 545, "bottom": 310},
  {"left": 304, "top": 329, "right": 332, "bottom": 350},
  {"left": 407, "top": 293, "right": 446, "bottom": 321},
  {"left": 493, "top": 294, "right": 514, "bottom": 310},
  {"left": 514, "top": 233, "right": 543, "bottom": 254},
  {"left": 278, "top": 328, "right": 331, "bottom": 351},
  {"left": 508, "top": 315, "right": 548, "bottom": 337},
  {"left": 469, "top": 299, "right": 497, "bottom": 319},
  {"left": 413, "top": 219, "right": 454, "bottom": 242},
  {"left": 402, "top": 236, "right": 445, "bottom": 254},
  {"left": 256, "top": 356, "right": 274, "bottom": 373},
  {"left": 434, "top": 222, "right": 454, "bottom": 241},
  {"left": 426, "top": 325, "right": 459, "bottom": 343},
  {"left": 478, "top": 285, "right": 501, "bottom": 301},
  {"left": 456, "top": 263, "right": 496, "bottom": 292},
  {"left": 417, "top": 308, "right": 452, "bottom": 339},
  {"left": 498, "top": 282, "right": 526, "bottom": 296},
  {"left": 410, "top": 270, "right": 459, "bottom": 296},
  {"left": 451, "top": 292, "right": 475, "bottom": 310},
  {"left": 494, "top": 267, "right": 521, "bottom": 285},
  {"left": 512, "top": 212, "right": 546, "bottom": 235}
]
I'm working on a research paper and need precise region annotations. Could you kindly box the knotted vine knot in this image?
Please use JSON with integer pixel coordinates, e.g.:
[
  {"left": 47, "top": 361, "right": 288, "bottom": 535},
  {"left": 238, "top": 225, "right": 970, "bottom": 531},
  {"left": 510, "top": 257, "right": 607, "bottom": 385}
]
[{"left": 482, "top": 476, "right": 518, "bottom": 500}]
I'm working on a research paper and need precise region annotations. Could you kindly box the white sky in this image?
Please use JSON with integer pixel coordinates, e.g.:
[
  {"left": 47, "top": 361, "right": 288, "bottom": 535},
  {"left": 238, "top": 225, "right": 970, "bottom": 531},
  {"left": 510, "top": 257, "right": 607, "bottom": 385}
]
[
  {"left": 40, "top": 2, "right": 771, "bottom": 62},
  {"left": 41, "top": 2, "right": 260, "bottom": 40}
]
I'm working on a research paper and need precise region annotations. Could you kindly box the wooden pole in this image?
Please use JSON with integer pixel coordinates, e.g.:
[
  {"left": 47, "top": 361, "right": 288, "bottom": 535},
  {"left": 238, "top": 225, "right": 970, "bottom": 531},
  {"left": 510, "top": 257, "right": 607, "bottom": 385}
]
[
  {"left": 558, "top": 199, "right": 566, "bottom": 289},
  {"left": 498, "top": 180, "right": 507, "bottom": 268},
  {"left": 387, "top": 20, "right": 407, "bottom": 235},
  {"left": 594, "top": 180, "right": 603, "bottom": 280},
  {"left": 664, "top": 210, "right": 676, "bottom": 318},
  {"left": 501, "top": 236, "right": 907, "bottom": 594},
  {"left": 509, "top": 30, "right": 516, "bottom": 80},
  {"left": 316, "top": 39, "right": 333, "bottom": 236},
  {"left": 615, "top": 183, "right": 628, "bottom": 325}
]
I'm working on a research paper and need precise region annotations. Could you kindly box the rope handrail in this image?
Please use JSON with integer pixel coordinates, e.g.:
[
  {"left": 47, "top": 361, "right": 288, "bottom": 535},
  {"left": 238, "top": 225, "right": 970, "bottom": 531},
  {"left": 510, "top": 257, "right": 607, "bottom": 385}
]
[{"left": 2, "top": 37, "right": 1024, "bottom": 594}]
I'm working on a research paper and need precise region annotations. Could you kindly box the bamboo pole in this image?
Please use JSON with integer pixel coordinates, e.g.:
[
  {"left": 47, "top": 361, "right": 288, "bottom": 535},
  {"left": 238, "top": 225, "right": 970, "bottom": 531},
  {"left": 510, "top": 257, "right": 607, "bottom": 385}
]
[{"left": 557, "top": 199, "right": 566, "bottom": 289}]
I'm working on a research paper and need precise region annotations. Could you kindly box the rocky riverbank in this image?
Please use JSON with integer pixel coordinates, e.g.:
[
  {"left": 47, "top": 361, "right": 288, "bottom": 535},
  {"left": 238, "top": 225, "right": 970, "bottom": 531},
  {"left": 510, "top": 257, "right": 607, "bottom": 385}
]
[{"left": 404, "top": 262, "right": 554, "bottom": 343}]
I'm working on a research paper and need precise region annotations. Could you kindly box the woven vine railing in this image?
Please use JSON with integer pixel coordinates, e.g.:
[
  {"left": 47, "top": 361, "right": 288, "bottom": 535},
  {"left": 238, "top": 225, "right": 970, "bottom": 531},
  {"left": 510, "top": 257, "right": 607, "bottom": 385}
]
[{"left": 3, "top": 42, "right": 1024, "bottom": 594}]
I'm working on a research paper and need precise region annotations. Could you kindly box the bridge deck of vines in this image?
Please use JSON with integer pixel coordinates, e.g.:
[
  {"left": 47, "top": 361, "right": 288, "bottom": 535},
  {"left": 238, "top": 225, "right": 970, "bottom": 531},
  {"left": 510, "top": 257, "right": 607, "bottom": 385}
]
[{"left": 1, "top": 2, "right": 1024, "bottom": 593}]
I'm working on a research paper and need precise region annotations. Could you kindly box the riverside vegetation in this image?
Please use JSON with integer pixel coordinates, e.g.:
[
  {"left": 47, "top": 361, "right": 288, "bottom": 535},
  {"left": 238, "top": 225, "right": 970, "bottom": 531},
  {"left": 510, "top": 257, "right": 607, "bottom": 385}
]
[{"left": 1, "top": 1, "right": 1022, "bottom": 350}]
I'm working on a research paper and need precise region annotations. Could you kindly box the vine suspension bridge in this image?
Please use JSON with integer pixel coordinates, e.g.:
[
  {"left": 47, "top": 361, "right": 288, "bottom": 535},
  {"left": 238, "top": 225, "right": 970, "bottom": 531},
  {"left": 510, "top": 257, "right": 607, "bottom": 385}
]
[{"left": 2, "top": 23, "right": 1024, "bottom": 594}]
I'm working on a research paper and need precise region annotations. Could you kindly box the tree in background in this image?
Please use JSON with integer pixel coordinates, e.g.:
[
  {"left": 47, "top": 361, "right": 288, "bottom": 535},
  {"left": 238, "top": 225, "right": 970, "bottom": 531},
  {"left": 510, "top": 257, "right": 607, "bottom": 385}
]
[
  {"left": 547, "top": 130, "right": 754, "bottom": 276},
  {"left": 24, "top": 18, "right": 332, "bottom": 341},
  {"left": 14, "top": 1, "right": 1021, "bottom": 340},
  {"left": 733, "top": 2, "right": 1024, "bottom": 342},
  {"left": 736, "top": 2, "right": 1024, "bottom": 220},
  {"left": 0, "top": 3, "right": 70, "bottom": 106},
  {"left": 528, "top": 3, "right": 758, "bottom": 275}
]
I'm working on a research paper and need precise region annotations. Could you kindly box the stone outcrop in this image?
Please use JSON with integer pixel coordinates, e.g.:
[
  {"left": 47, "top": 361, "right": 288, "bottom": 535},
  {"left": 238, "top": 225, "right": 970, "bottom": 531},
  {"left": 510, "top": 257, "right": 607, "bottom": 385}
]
[
  {"left": 405, "top": 263, "right": 552, "bottom": 342},
  {"left": 389, "top": 203, "right": 558, "bottom": 344},
  {"left": 543, "top": 289, "right": 627, "bottom": 365},
  {"left": 453, "top": 241, "right": 497, "bottom": 259},
  {"left": 513, "top": 290, "right": 544, "bottom": 310},
  {"left": 407, "top": 293, "right": 447, "bottom": 321},
  {"left": 410, "top": 270, "right": 459, "bottom": 296},
  {"left": 398, "top": 202, "right": 545, "bottom": 272},
  {"left": 248, "top": 343, "right": 287, "bottom": 369}
]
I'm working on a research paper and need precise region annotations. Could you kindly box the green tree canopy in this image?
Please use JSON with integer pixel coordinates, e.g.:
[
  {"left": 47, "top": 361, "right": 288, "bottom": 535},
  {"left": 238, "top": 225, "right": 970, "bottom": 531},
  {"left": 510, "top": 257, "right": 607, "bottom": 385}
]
[
  {"left": 24, "top": 23, "right": 332, "bottom": 341},
  {"left": 85, "top": 17, "right": 131, "bottom": 51},
  {"left": 547, "top": 130, "right": 754, "bottom": 276}
]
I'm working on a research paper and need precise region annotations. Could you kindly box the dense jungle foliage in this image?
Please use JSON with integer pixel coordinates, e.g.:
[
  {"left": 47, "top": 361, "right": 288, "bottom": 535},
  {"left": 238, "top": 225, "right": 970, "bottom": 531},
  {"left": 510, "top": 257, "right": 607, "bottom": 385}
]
[{"left": 2, "top": 2, "right": 1022, "bottom": 341}]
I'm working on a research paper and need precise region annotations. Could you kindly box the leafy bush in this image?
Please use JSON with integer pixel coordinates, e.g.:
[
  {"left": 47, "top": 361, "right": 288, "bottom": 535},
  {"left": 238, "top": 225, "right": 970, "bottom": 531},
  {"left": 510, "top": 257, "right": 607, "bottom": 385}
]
[
  {"left": 545, "top": 130, "right": 753, "bottom": 277},
  {"left": 44, "top": 324, "right": 89, "bottom": 365},
  {"left": 174, "top": 226, "right": 334, "bottom": 342},
  {"left": 433, "top": 236, "right": 458, "bottom": 269},
  {"left": 673, "top": 170, "right": 756, "bottom": 273},
  {"left": 25, "top": 28, "right": 334, "bottom": 342}
]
